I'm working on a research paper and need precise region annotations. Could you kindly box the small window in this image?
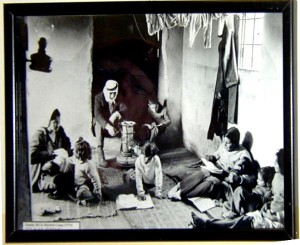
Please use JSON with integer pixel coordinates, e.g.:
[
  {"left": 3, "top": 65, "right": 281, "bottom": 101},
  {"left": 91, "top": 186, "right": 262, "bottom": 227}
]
[{"left": 238, "top": 13, "right": 264, "bottom": 71}]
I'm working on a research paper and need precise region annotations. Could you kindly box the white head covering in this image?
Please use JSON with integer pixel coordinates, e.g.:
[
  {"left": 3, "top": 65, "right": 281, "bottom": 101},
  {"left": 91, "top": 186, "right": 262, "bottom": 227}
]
[{"left": 103, "top": 80, "right": 118, "bottom": 103}]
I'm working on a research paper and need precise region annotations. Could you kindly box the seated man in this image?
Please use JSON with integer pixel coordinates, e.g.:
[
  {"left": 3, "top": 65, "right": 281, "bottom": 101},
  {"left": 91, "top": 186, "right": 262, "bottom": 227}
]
[
  {"left": 143, "top": 99, "right": 171, "bottom": 143},
  {"left": 94, "top": 80, "right": 127, "bottom": 167},
  {"left": 190, "top": 149, "right": 284, "bottom": 230}
]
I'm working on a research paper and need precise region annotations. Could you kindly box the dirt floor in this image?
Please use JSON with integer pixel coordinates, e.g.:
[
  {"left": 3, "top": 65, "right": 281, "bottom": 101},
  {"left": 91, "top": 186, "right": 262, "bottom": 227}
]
[{"left": 31, "top": 138, "right": 223, "bottom": 229}]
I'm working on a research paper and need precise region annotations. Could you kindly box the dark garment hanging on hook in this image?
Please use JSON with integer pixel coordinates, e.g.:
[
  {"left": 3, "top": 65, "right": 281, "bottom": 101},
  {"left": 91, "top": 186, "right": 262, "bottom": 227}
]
[{"left": 207, "top": 15, "right": 240, "bottom": 140}]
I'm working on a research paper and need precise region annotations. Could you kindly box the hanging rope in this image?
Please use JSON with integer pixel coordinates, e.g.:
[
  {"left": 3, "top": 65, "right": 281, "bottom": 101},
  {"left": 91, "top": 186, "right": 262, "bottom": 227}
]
[{"left": 133, "top": 15, "right": 148, "bottom": 43}]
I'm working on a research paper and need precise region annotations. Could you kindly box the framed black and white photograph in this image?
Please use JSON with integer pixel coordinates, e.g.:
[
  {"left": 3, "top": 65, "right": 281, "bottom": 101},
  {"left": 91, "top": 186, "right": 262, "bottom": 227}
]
[{"left": 3, "top": 0, "right": 298, "bottom": 243}]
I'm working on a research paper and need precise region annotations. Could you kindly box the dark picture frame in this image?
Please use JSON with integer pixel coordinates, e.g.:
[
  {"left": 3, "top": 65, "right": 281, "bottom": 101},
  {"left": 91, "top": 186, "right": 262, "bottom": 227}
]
[{"left": 3, "top": 0, "right": 297, "bottom": 242}]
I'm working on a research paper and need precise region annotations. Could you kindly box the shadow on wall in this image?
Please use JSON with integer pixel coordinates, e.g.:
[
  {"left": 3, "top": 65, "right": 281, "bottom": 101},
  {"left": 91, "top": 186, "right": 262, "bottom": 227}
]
[
  {"left": 29, "top": 37, "right": 52, "bottom": 73},
  {"left": 242, "top": 131, "right": 254, "bottom": 162}
]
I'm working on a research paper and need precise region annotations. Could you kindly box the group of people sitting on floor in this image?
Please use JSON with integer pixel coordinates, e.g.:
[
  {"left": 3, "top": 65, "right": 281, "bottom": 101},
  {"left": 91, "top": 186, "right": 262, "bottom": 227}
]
[
  {"left": 165, "top": 126, "right": 284, "bottom": 229},
  {"left": 29, "top": 108, "right": 166, "bottom": 205},
  {"left": 29, "top": 79, "right": 170, "bottom": 205},
  {"left": 29, "top": 79, "right": 284, "bottom": 229},
  {"left": 30, "top": 109, "right": 101, "bottom": 204},
  {"left": 189, "top": 147, "right": 284, "bottom": 229}
]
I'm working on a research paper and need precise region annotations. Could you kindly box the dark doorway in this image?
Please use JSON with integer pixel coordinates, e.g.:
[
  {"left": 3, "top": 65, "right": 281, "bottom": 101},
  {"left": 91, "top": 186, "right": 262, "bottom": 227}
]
[{"left": 91, "top": 15, "right": 160, "bottom": 143}]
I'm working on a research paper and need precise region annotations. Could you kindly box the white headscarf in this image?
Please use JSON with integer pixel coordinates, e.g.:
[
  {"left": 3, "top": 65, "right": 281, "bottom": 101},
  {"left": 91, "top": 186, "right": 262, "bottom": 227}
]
[{"left": 103, "top": 80, "right": 118, "bottom": 103}]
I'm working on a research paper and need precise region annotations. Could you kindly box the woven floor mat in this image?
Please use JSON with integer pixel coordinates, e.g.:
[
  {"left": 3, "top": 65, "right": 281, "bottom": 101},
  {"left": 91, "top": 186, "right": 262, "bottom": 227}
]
[
  {"left": 98, "top": 159, "right": 207, "bottom": 229},
  {"left": 119, "top": 198, "right": 203, "bottom": 229},
  {"left": 206, "top": 206, "right": 223, "bottom": 219},
  {"left": 161, "top": 150, "right": 199, "bottom": 165},
  {"left": 99, "top": 158, "right": 191, "bottom": 200},
  {"left": 99, "top": 167, "right": 136, "bottom": 200},
  {"left": 31, "top": 193, "right": 116, "bottom": 221}
]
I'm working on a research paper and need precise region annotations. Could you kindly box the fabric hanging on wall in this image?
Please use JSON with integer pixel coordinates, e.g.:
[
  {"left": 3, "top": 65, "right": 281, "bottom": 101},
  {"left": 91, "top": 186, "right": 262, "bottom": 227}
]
[
  {"left": 207, "top": 14, "right": 240, "bottom": 140},
  {"left": 146, "top": 13, "right": 221, "bottom": 48},
  {"left": 188, "top": 13, "right": 221, "bottom": 48},
  {"left": 145, "top": 14, "right": 165, "bottom": 35},
  {"left": 225, "top": 14, "right": 240, "bottom": 123},
  {"left": 146, "top": 14, "right": 191, "bottom": 36}
]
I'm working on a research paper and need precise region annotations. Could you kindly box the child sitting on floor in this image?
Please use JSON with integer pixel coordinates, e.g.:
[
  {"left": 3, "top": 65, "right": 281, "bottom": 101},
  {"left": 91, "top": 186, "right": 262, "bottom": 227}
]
[
  {"left": 222, "top": 165, "right": 275, "bottom": 219},
  {"left": 135, "top": 142, "right": 165, "bottom": 200},
  {"left": 73, "top": 137, "right": 102, "bottom": 205}
]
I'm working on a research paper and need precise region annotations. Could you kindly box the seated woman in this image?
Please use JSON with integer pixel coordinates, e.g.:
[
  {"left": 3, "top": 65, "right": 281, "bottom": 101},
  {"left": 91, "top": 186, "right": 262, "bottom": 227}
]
[
  {"left": 222, "top": 165, "right": 275, "bottom": 219},
  {"left": 30, "top": 109, "right": 73, "bottom": 198},
  {"left": 167, "top": 127, "right": 257, "bottom": 202},
  {"left": 190, "top": 149, "right": 284, "bottom": 229}
]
